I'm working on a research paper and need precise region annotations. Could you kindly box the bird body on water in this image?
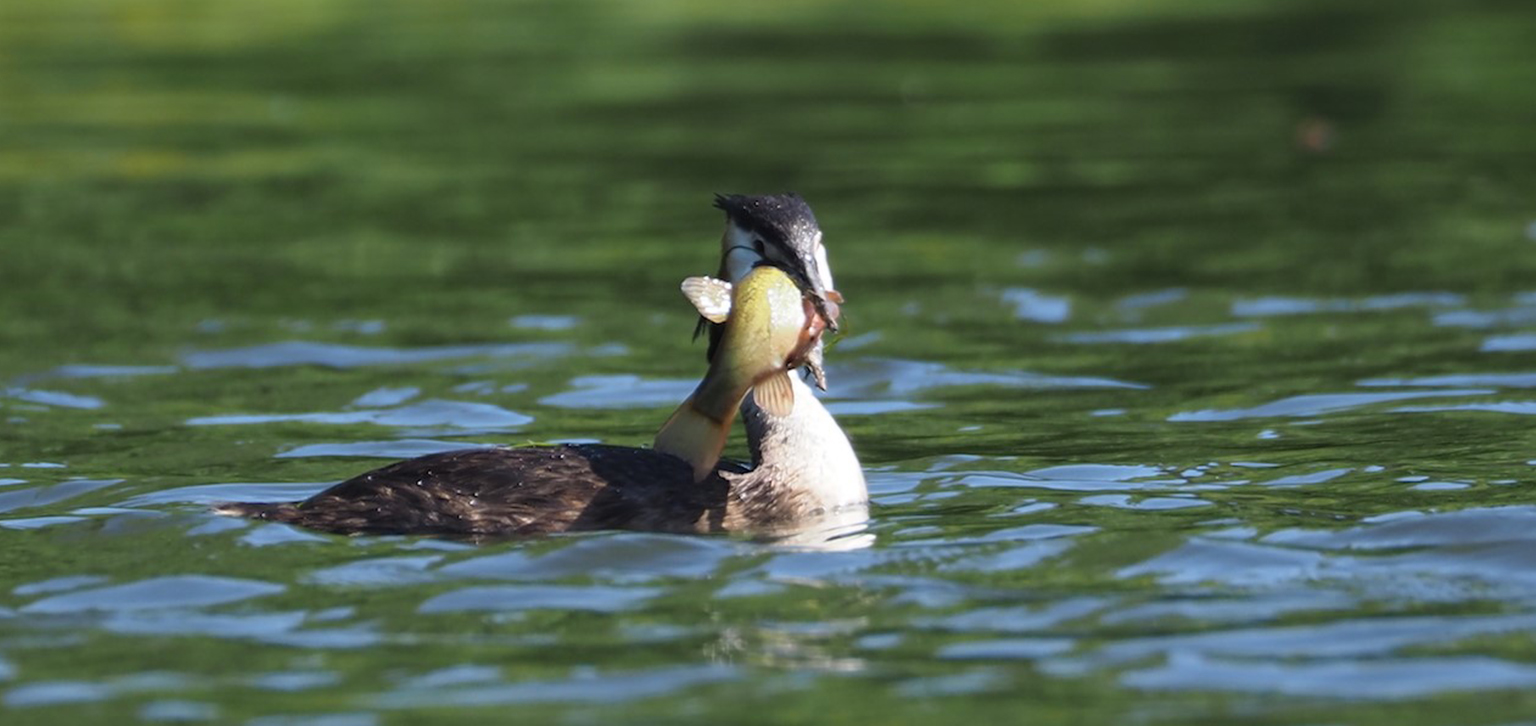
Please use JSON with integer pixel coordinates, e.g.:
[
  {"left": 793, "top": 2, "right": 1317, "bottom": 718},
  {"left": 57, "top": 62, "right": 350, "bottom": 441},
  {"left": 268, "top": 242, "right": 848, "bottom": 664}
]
[{"left": 215, "top": 196, "right": 866, "bottom": 540}]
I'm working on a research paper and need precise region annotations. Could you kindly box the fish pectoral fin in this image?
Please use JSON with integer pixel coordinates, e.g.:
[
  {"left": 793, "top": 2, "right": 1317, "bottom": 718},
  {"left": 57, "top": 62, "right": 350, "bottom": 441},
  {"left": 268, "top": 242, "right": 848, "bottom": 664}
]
[
  {"left": 752, "top": 370, "right": 796, "bottom": 417},
  {"left": 681, "top": 276, "right": 733, "bottom": 323},
  {"left": 653, "top": 397, "right": 729, "bottom": 483}
]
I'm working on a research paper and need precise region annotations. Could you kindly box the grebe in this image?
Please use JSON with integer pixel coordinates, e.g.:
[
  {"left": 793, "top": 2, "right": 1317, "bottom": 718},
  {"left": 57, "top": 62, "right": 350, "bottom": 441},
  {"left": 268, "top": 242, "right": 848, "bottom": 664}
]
[
  {"left": 704, "top": 194, "right": 842, "bottom": 390},
  {"left": 215, "top": 197, "right": 866, "bottom": 538}
]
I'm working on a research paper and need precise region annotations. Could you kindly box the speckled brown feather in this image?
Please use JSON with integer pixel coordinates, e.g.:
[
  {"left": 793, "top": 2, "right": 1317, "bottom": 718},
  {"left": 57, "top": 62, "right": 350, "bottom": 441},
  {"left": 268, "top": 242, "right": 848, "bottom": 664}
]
[{"left": 211, "top": 444, "right": 823, "bottom": 539}]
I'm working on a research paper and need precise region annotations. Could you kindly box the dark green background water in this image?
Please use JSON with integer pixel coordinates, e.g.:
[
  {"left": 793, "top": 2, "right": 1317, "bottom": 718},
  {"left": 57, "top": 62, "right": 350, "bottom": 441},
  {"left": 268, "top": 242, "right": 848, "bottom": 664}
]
[{"left": 4, "top": 0, "right": 1536, "bottom": 723}]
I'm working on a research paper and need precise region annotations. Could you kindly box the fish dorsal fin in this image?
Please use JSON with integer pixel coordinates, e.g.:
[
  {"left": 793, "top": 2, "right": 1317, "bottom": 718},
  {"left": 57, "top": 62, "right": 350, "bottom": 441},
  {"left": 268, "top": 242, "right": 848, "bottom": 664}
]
[
  {"left": 681, "top": 276, "right": 733, "bottom": 323},
  {"left": 752, "top": 370, "right": 795, "bottom": 417}
]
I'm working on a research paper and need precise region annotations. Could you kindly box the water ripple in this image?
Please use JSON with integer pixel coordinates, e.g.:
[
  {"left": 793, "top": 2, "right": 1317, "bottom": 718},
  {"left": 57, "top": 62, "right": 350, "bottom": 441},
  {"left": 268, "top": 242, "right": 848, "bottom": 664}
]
[
  {"left": 1392, "top": 402, "right": 1536, "bottom": 415},
  {"left": 1482, "top": 334, "right": 1536, "bottom": 352},
  {"left": 21, "top": 575, "right": 284, "bottom": 613},
  {"left": 436, "top": 534, "right": 738, "bottom": 583},
  {"left": 1434, "top": 306, "right": 1536, "bottom": 329},
  {"left": 1101, "top": 590, "right": 1355, "bottom": 626},
  {"left": 1360, "top": 372, "right": 1536, "bottom": 388},
  {"left": 1002, "top": 288, "right": 1071, "bottom": 323},
  {"left": 1058, "top": 322, "right": 1258, "bottom": 344},
  {"left": 418, "top": 584, "right": 660, "bottom": 613},
  {"left": 1118, "top": 537, "right": 1327, "bottom": 586},
  {"left": 350, "top": 386, "right": 421, "bottom": 407},
  {"left": 1116, "top": 288, "right": 1187, "bottom": 311},
  {"left": 119, "top": 482, "right": 329, "bottom": 507},
  {"left": 1078, "top": 494, "right": 1211, "bottom": 510},
  {"left": 1, "top": 387, "right": 105, "bottom": 410},
  {"left": 307, "top": 556, "right": 444, "bottom": 587},
  {"left": 13, "top": 575, "right": 111, "bottom": 597},
  {"left": 917, "top": 597, "right": 1107, "bottom": 634},
  {"left": 830, "top": 358, "right": 1148, "bottom": 399},
  {"left": 509, "top": 314, "right": 580, "bottom": 331},
  {"left": 538, "top": 375, "right": 696, "bottom": 409},
  {"left": 1122, "top": 653, "right": 1536, "bottom": 698},
  {"left": 139, "top": 700, "right": 220, "bottom": 722},
  {"left": 373, "top": 664, "right": 737, "bottom": 707},
  {"left": 1074, "top": 613, "right": 1536, "bottom": 671},
  {"left": 1231, "top": 293, "right": 1465, "bottom": 317},
  {"left": 1259, "top": 467, "right": 1352, "bottom": 487},
  {"left": 182, "top": 341, "right": 573, "bottom": 369},
  {"left": 5, "top": 681, "right": 113, "bottom": 708},
  {"left": 1264, "top": 506, "right": 1536, "bottom": 550},
  {"left": 938, "top": 638, "right": 1076, "bottom": 660},
  {"left": 186, "top": 399, "right": 532, "bottom": 429},
  {"left": 276, "top": 440, "right": 494, "bottom": 460},
  {"left": 1168, "top": 389, "right": 1489, "bottom": 421},
  {"left": 956, "top": 464, "right": 1174, "bottom": 492},
  {"left": 0, "top": 479, "right": 123, "bottom": 515}
]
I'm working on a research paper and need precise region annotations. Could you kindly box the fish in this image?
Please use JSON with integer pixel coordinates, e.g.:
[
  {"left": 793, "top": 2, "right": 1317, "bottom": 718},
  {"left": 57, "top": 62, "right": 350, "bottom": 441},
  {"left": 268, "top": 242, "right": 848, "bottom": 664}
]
[
  {"left": 703, "top": 193, "right": 843, "bottom": 390},
  {"left": 654, "top": 265, "right": 830, "bottom": 482},
  {"left": 682, "top": 275, "right": 841, "bottom": 390}
]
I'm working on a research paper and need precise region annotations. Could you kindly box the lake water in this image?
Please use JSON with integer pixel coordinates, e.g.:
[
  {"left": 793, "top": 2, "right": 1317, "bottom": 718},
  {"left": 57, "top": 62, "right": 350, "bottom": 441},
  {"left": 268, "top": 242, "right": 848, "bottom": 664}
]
[{"left": 4, "top": 0, "right": 1536, "bottom": 723}]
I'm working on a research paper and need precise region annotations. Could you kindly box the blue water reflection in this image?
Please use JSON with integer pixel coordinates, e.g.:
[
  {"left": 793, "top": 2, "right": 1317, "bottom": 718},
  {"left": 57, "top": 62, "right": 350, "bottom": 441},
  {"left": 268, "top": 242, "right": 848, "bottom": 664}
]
[{"left": 4, "top": 1, "right": 1536, "bottom": 721}]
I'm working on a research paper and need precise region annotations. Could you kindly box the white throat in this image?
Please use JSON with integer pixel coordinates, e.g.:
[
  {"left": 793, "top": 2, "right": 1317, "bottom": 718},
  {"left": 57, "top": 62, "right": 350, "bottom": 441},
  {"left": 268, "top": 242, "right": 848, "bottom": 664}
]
[
  {"left": 722, "top": 223, "right": 762, "bottom": 283},
  {"left": 741, "top": 375, "right": 867, "bottom": 516}
]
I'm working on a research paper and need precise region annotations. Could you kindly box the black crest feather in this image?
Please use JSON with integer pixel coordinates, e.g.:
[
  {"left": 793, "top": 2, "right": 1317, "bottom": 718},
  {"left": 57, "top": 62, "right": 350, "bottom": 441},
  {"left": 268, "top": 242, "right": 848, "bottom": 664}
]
[{"left": 713, "top": 193, "right": 820, "bottom": 243}]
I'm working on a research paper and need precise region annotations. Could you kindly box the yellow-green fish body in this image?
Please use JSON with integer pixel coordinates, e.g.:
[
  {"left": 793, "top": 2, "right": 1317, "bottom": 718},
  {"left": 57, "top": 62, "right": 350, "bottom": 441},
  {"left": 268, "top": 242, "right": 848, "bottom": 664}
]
[{"left": 654, "top": 266, "right": 813, "bottom": 481}]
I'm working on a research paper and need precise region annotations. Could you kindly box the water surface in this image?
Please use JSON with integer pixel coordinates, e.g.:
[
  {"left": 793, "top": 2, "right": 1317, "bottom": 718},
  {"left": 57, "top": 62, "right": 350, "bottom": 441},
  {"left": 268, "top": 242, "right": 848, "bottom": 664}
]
[{"left": 4, "top": 0, "right": 1536, "bottom": 723}]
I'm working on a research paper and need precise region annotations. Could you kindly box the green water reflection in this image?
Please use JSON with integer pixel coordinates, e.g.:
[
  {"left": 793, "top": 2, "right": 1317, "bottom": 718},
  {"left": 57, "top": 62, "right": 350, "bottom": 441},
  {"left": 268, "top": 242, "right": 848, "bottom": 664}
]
[{"left": 3, "top": 0, "right": 1536, "bottom": 723}]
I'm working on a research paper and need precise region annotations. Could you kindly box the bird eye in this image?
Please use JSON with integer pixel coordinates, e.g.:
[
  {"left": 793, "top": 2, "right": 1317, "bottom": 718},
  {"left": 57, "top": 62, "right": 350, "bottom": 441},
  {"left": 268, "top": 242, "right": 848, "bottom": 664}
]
[{"left": 752, "top": 238, "right": 766, "bottom": 255}]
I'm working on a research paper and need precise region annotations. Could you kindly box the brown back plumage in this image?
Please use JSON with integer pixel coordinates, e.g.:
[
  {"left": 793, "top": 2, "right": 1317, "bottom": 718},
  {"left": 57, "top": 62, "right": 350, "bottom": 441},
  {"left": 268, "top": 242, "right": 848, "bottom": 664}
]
[{"left": 215, "top": 445, "right": 746, "bottom": 539}]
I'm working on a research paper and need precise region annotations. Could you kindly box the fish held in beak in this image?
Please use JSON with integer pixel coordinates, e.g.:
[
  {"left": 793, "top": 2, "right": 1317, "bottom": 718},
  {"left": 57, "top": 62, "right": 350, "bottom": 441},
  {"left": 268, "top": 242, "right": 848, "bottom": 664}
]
[
  {"left": 680, "top": 275, "right": 837, "bottom": 389},
  {"left": 706, "top": 193, "right": 842, "bottom": 388},
  {"left": 655, "top": 267, "right": 817, "bottom": 481}
]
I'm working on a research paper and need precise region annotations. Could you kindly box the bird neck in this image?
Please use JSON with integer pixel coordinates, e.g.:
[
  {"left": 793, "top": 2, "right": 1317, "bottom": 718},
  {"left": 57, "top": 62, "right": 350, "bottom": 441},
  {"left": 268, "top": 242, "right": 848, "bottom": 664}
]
[{"left": 740, "top": 374, "right": 868, "bottom": 516}]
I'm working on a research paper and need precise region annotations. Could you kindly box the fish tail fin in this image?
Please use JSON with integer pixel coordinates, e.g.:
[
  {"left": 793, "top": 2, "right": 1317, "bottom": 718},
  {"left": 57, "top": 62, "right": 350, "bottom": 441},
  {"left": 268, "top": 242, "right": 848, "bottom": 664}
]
[{"left": 653, "top": 396, "right": 730, "bottom": 482}]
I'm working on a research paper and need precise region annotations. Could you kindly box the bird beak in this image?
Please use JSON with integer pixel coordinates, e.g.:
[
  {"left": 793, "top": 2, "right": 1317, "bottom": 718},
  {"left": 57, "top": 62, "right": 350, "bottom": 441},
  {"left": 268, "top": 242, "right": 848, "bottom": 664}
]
[
  {"left": 713, "top": 218, "right": 842, "bottom": 389},
  {"left": 721, "top": 221, "right": 834, "bottom": 299},
  {"left": 758, "top": 229, "right": 840, "bottom": 391},
  {"left": 758, "top": 230, "right": 840, "bottom": 335}
]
